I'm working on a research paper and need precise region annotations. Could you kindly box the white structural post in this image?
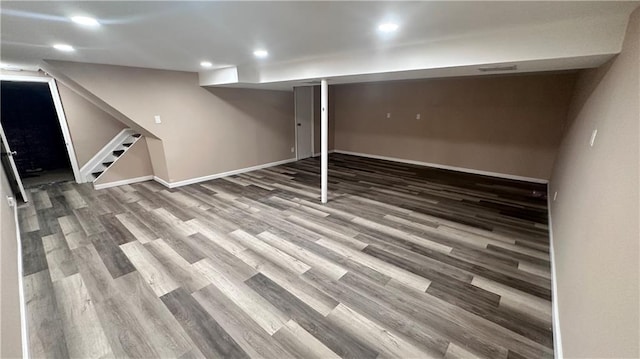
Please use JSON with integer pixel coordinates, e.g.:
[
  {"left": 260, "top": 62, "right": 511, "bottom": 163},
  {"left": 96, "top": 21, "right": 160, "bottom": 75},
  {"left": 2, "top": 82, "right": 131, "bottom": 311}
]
[{"left": 321, "top": 79, "right": 328, "bottom": 204}]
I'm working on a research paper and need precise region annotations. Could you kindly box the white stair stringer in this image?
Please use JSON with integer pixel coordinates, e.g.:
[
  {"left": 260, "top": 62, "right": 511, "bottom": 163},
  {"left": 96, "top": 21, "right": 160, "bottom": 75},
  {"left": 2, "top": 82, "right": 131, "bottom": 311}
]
[{"left": 79, "top": 129, "right": 142, "bottom": 183}]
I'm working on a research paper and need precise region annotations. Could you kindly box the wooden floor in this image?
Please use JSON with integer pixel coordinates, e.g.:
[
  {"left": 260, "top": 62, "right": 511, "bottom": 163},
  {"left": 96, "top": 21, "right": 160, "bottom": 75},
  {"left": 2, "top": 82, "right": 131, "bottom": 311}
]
[{"left": 19, "top": 153, "right": 554, "bottom": 359}]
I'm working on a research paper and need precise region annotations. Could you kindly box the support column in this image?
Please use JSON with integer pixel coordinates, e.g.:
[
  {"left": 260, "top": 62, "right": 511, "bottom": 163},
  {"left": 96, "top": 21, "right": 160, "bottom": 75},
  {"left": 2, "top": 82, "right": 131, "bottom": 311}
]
[{"left": 320, "top": 79, "right": 328, "bottom": 204}]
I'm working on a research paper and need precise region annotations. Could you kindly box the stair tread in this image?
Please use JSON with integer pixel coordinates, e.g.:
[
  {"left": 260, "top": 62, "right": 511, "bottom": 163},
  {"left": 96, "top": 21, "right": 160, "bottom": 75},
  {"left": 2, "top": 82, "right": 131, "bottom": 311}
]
[
  {"left": 123, "top": 143, "right": 133, "bottom": 147},
  {"left": 92, "top": 171, "right": 103, "bottom": 178},
  {"left": 113, "top": 150, "right": 125, "bottom": 156},
  {"left": 132, "top": 134, "right": 141, "bottom": 138},
  {"left": 103, "top": 161, "right": 114, "bottom": 167}
]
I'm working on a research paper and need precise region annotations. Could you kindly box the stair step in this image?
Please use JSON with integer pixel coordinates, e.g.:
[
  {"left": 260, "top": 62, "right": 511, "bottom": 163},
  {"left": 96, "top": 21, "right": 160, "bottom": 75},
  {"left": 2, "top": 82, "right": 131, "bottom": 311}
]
[
  {"left": 132, "top": 134, "right": 141, "bottom": 138},
  {"left": 123, "top": 143, "right": 133, "bottom": 147},
  {"left": 92, "top": 171, "right": 103, "bottom": 178},
  {"left": 113, "top": 150, "right": 125, "bottom": 157},
  {"left": 103, "top": 161, "right": 114, "bottom": 167}
]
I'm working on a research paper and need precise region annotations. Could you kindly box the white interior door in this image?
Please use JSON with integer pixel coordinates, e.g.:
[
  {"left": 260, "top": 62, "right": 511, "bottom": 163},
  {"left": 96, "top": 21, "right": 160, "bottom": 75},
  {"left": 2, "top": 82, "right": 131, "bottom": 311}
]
[
  {"left": 0, "top": 123, "right": 27, "bottom": 202},
  {"left": 295, "top": 86, "right": 313, "bottom": 160}
]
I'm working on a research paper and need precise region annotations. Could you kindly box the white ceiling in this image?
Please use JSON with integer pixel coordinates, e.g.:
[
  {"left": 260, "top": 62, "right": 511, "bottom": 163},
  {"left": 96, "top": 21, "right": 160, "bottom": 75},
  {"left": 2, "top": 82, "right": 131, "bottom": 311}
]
[{"left": 2, "top": 1, "right": 639, "bottom": 89}]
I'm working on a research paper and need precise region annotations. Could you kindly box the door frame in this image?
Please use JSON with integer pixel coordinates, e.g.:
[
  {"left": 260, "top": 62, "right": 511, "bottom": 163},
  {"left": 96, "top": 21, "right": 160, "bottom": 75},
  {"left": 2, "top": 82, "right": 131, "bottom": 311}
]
[
  {"left": 0, "top": 74, "right": 81, "bottom": 183},
  {"left": 310, "top": 86, "right": 315, "bottom": 157},
  {"left": 294, "top": 86, "right": 314, "bottom": 160},
  {"left": 0, "top": 122, "right": 28, "bottom": 202}
]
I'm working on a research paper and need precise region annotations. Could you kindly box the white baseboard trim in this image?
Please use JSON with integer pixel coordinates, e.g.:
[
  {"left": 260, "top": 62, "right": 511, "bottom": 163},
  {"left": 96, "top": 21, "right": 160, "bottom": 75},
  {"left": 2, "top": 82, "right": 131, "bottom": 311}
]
[
  {"left": 547, "top": 187, "right": 563, "bottom": 359},
  {"left": 312, "top": 150, "right": 335, "bottom": 157},
  {"left": 80, "top": 128, "right": 133, "bottom": 182},
  {"left": 153, "top": 176, "right": 172, "bottom": 188},
  {"left": 333, "top": 150, "right": 548, "bottom": 184},
  {"left": 9, "top": 197, "right": 30, "bottom": 359},
  {"left": 154, "top": 158, "right": 298, "bottom": 189},
  {"left": 93, "top": 175, "right": 154, "bottom": 190}
]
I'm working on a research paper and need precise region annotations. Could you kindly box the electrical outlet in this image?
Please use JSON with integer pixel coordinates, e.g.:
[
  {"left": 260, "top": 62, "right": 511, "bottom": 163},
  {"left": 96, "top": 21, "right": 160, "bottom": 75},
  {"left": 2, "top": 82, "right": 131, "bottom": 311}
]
[
  {"left": 416, "top": 113, "right": 421, "bottom": 120},
  {"left": 154, "top": 115, "right": 162, "bottom": 124},
  {"left": 290, "top": 147, "right": 294, "bottom": 153},
  {"left": 386, "top": 112, "right": 391, "bottom": 119}
]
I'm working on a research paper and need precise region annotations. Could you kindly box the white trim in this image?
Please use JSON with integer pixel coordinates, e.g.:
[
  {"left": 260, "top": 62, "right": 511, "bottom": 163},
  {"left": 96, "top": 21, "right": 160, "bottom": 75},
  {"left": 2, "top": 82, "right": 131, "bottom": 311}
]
[
  {"left": 79, "top": 129, "right": 134, "bottom": 182},
  {"left": 91, "top": 134, "right": 142, "bottom": 183},
  {"left": 294, "top": 87, "right": 299, "bottom": 160},
  {"left": 153, "top": 176, "right": 172, "bottom": 188},
  {"left": 333, "top": 150, "right": 549, "bottom": 184},
  {"left": 0, "top": 74, "right": 50, "bottom": 83},
  {"left": 310, "top": 86, "right": 315, "bottom": 159},
  {"left": 7, "top": 196, "right": 29, "bottom": 358},
  {"left": 0, "top": 122, "right": 27, "bottom": 202},
  {"left": 0, "top": 74, "right": 83, "bottom": 184},
  {"left": 48, "top": 79, "right": 82, "bottom": 183},
  {"left": 154, "top": 158, "right": 297, "bottom": 188},
  {"left": 313, "top": 150, "right": 335, "bottom": 157},
  {"left": 93, "top": 175, "right": 154, "bottom": 190},
  {"left": 547, "top": 187, "right": 563, "bottom": 359}
]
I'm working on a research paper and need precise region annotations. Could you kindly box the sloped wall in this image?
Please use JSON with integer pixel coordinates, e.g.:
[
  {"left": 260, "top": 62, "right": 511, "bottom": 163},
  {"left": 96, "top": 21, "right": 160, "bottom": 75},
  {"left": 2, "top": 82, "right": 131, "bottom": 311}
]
[
  {"left": 57, "top": 82, "right": 127, "bottom": 168},
  {"left": 46, "top": 61, "right": 295, "bottom": 184}
]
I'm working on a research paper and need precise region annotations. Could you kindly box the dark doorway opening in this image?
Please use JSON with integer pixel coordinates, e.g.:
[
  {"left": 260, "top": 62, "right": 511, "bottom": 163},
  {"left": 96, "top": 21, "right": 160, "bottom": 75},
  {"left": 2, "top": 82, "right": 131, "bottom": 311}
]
[{"left": 1, "top": 81, "right": 74, "bottom": 188}]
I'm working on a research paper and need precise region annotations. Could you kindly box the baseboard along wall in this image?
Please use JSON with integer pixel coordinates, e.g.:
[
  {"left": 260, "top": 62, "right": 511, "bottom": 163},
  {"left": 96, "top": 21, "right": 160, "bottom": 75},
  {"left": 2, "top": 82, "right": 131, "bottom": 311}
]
[
  {"left": 153, "top": 158, "right": 297, "bottom": 189},
  {"left": 333, "top": 150, "right": 549, "bottom": 184}
]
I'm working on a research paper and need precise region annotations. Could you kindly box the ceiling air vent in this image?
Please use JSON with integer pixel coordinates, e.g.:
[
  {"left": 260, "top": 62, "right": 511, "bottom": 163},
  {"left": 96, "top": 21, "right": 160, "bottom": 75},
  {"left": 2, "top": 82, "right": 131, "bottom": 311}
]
[{"left": 478, "top": 65, "right": 518, "bottom": 72}]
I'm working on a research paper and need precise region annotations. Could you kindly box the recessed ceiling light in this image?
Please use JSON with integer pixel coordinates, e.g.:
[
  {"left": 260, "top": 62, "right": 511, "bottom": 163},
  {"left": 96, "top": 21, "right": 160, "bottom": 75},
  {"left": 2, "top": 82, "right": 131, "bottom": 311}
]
[
  {"left": 71, "top": 16, "right": 100, "bottom": 27},
  {"left": 253, "top": 49, "right": 269, "bottom": 58},
  {"left": 200, "top": 61, "right": 213, "bottom": 68},
  {"left": 378, "top": 23, "right": 399, "bottom": 33},
  {"left": 53, "top": 44, "right": 75, "bottom": 52}
]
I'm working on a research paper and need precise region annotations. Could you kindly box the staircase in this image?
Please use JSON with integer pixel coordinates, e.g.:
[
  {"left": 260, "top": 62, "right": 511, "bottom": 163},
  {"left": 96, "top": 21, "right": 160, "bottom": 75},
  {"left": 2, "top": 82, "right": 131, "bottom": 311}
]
[{"left": 80, "top": 129, "right": 142, "bottom": 183}]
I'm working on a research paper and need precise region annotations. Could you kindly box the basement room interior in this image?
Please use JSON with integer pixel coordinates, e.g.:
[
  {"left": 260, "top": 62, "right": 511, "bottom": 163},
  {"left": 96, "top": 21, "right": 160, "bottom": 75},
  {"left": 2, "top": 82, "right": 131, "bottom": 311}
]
[{"left": 0, "top": 1, "right": 638, "bottom": 359}]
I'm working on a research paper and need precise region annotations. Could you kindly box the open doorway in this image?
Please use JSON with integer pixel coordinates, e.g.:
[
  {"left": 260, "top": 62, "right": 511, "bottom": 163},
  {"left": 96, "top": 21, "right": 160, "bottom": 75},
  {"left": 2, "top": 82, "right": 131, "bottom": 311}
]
[{"left": 0, "top": 78, "right": 79, "bottom": 188}]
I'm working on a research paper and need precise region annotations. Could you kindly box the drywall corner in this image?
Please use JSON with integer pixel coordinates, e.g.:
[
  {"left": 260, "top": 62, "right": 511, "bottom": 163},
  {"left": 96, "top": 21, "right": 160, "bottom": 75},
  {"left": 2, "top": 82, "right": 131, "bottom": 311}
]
[
  {"left": 145, "top": 137, "right": 169, "bottom": 182},
  {"left": 547, "top": 188, "right": 563, "bottom": 359}
]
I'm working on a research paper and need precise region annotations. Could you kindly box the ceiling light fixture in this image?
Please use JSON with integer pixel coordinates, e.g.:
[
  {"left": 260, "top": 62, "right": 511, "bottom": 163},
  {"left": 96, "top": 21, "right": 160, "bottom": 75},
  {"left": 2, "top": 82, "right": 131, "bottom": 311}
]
[
  {"left": 53, "top": 44, "right": 75, "bottom": 52},
  {"left": 71, "top": 16, "right": 100, "bottom": 27},
  {"left": 253, "top": 49, "right": 269, "bottom": 58},
  {"left": 200, "top": 61, "right": 213, "bottom": 68},
  {"left": 378, "top": 23, "right": 399, "bottom": 33}
]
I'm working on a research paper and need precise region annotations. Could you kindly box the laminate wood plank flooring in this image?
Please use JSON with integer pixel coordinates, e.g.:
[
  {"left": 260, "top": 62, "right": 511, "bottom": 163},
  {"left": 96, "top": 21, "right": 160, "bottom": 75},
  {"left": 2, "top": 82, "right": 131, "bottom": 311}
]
[{"left": 19, "top": 153, "right": 553, "bottom": 358}]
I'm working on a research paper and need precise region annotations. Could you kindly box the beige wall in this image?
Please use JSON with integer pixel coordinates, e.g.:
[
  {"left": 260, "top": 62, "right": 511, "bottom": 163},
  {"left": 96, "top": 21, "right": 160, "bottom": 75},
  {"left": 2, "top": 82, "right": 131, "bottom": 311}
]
[
  {"left": 549, "top": 7, "right": 639, "bottom": 358},
  {"left": 333, "top": 73, "right": 577, "bottom": 180},
  {"left": 57, "top": 82, "right": 127, "bottom": 168},
  {"left": 0, "top": 165, "right": 23, "bottom": 358},
  {"left": 45, "top": 61, "right": 295, "bottom": 183},
  {"left": 145, "top": 137, "right": 169, "bottom": 181},
  {"left": 94, "top": 137, "right": 154, "bottom": 185},
  {"left": 313, "top": 86, "right": 336, "bottom": 154}
]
